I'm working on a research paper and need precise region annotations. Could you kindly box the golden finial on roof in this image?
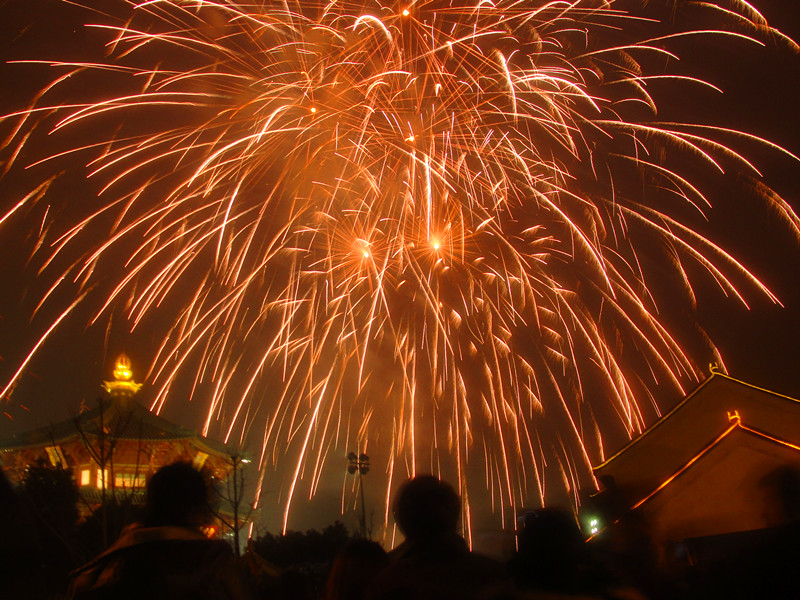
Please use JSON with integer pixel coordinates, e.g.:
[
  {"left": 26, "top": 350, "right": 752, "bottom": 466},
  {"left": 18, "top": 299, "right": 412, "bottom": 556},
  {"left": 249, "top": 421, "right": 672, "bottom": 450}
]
[
  {"left": 103, "top": 353, "right": 142, "bottom": 397},
  {"left": 113, "top": 354, "right": 134, "bottom": 381}
]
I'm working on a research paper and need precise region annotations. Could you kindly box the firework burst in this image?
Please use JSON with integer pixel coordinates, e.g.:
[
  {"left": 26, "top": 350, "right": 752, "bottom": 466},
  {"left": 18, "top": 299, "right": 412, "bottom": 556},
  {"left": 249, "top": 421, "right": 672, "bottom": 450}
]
[{"left": 1, "top": 0, "right": 798, "bottom": 537}]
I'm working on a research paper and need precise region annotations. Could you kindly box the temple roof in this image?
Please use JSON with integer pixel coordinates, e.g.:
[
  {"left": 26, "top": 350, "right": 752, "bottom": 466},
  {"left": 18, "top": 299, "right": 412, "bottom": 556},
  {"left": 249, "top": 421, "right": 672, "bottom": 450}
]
[
  {"left": 0, "top": 395, "right": 231, "bottom": 457},
  {"left": 594, "top": 371, "right": 800, "bottom": 502},
  {"left": 627, "top": 416, "right": 800, "bottom": 540}
]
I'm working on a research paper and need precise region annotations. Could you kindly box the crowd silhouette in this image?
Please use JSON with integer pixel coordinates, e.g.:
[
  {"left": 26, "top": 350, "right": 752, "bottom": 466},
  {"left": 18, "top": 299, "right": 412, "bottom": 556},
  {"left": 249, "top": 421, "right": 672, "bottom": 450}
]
[
  {"left": 366, "top": 475, "right": 506, "bottom": 600},
  {"left": 2, "top": 462, "right": 796, "bottom": 599},
  {"left": 69, "top": 462, "right": 255, "bottom": 599}
]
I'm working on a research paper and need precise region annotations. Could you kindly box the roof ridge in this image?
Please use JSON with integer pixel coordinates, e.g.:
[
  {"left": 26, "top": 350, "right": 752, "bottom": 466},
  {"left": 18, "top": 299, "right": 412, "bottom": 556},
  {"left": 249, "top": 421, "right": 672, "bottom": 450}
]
[{"left": 594, "top": 372, "right": 800, "bottom": 472}]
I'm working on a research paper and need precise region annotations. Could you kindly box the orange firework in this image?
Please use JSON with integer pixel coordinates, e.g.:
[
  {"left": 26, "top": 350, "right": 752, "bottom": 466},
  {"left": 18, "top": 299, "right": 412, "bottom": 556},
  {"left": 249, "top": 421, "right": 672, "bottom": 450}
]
[{"left": 0, "top": 0, "right": 798, "bottom": 538}]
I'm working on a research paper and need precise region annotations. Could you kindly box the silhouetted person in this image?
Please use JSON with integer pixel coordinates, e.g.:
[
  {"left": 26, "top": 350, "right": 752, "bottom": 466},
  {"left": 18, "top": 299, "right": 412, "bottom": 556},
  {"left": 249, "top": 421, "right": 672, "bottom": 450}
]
[
  {"left": 759, "top": 464, "right": 800, "bottom": 528},
  {"left": 368, "top": 475, "right": 507, "bottom": 600},
  {"left": 324, "top": 539, "right": 388, "bottom": 600},
  {"left": 509, "top": 508, "right": 588, "bottom": 594},
  {"left": 274, "top": 568, "right": 316, "bottom": 600},
  {"left": 69, "top": 461, "right": 254, "bottom": 600}
]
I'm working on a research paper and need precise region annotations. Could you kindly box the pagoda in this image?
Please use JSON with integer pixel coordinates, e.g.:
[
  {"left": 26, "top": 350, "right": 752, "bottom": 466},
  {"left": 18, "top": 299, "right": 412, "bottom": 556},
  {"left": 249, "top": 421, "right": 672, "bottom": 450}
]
[{"left": 0, "top": 355, "right": 234, "bottom": 513}]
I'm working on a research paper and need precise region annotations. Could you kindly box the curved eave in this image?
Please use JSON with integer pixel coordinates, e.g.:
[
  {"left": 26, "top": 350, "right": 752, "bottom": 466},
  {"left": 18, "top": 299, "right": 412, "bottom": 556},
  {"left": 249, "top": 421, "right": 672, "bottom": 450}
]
[
  {"left": 628, "top": 418, "right": 800, "bottom": 512},
  {"left": 0, "top": 432, "right": 231, "bottom": 457},
  {"left": 593, "top": 371, "right": 800, "bottom": 473}
]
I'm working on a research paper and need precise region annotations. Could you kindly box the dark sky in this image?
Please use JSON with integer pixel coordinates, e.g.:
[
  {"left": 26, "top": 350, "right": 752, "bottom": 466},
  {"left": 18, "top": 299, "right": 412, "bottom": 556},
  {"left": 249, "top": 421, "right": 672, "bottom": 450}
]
[
  {"left": 0, "top": 0, "right": 799, "bottom": 539},
  {"left": 684, "top": 1, "right": 800, "bottom": 397}
]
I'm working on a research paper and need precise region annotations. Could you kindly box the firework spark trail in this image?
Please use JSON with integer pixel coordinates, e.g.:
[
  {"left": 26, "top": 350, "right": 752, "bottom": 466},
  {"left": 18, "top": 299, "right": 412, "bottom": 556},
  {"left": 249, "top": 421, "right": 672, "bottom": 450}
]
[{"left": 1, "top": 0, "right": 798, "bottom": 534}]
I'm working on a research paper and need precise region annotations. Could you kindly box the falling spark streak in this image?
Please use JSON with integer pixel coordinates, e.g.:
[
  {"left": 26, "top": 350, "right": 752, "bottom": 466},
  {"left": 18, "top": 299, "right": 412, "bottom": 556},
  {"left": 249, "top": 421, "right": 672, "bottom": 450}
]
[
  {"left": 0, "top": 296, "right": 84, "bottom": 401},
  {"left": 1, "top": 0, "right": 798, "bottom": 536}
]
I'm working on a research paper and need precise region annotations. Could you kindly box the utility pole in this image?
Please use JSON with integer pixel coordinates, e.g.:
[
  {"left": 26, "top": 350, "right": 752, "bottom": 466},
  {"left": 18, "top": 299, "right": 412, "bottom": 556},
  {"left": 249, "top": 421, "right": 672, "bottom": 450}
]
[{"left": 347, "top": 452, "right": 370, "bottom": 538}]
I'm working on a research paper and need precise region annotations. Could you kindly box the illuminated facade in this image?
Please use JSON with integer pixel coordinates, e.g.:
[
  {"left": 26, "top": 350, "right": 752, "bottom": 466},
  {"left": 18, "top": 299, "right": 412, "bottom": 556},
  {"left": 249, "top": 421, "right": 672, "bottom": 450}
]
[
  {"left": 0, "top": 355, "right": 234, "bottom": 514},
  {"left": 592, "top": 370, "right": 800, "bottom": 543}
]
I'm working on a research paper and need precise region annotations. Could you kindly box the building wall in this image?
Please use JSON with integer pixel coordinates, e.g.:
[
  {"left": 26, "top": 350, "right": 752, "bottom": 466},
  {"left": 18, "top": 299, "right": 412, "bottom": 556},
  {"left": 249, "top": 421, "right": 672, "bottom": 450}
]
[{"left": 638, "top": 432, "right": 800, "bottom": 542}]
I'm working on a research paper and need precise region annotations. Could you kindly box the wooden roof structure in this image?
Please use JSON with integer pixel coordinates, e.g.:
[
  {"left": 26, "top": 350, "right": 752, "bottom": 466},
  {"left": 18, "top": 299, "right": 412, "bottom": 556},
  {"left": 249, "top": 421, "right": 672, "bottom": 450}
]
[
  {"left": 0, "top": 394, "right": 230, "bottom": 459},
  {"left": 593, "top": 370, "right": 800, "bottom": 541}
]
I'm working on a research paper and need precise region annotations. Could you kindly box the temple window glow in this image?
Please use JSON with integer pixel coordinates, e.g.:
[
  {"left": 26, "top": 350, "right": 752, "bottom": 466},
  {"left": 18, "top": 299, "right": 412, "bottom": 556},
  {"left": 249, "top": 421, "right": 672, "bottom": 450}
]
[
  {"left": 45, "top": 445, "right": 66, "bottom": 467},
  {"left": 96, "top": 468, "right": 110, "bottom": 488},
  {"left": 194, "top": 451, "right": 209, "bottom": 469}
]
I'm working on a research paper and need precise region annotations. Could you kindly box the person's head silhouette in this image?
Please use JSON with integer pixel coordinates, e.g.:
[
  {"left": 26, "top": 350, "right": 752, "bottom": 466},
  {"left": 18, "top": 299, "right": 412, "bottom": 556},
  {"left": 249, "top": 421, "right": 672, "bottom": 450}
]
[
  {"left": 393, "top": 475, "right": 460, "bottom": 541},
  {"left": 143, "top": 461, "right": 212, "bottom": 528}
]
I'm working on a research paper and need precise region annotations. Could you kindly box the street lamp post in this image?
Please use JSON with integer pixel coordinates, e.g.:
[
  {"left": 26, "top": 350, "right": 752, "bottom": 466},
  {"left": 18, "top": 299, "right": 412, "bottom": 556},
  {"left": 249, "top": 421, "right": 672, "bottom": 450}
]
[{"left": 347, "top": 452, "right": 370, "bottom": 537}]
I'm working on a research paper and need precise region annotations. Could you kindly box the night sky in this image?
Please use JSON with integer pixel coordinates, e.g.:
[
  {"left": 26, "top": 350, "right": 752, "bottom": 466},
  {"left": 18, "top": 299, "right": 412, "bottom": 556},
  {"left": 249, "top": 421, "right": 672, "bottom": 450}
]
[
  {"left": 1, "top": 1, "right": 799, "bottom": 538},
  {"left": 681, "top": 1, "right": 800, "bottom": 399}
]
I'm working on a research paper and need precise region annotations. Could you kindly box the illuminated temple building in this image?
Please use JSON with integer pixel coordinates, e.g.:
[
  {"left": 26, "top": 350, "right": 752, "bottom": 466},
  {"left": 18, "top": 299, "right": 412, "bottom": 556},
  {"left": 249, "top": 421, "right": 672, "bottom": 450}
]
[
  {"left": 592, "top": 369, "right": 800, "bottom": 549},
  {"left": 0, "top": 355, "right": 234, "bottom": 514}
]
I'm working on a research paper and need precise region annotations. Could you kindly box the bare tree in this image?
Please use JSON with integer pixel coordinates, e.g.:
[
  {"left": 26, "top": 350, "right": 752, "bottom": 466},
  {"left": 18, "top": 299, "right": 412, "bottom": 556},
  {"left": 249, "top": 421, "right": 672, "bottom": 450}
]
[
  {"left": 74, "top": 396, "right": 135, "bottom": 548},
  {"left": 210, "top": 453, "right": 253, "bottom": 556}
]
